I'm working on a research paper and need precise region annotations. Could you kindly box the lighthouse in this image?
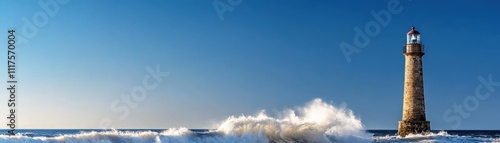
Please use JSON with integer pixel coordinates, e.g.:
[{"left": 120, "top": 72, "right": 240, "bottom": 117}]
[{"left": 398, "top": 26, "right": 430, "bottom": 136}]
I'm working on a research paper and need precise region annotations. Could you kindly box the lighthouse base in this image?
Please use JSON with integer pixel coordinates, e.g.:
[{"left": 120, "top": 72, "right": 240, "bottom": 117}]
[{"left": 398, "top": 120, "right": 430, "bottom": 137}]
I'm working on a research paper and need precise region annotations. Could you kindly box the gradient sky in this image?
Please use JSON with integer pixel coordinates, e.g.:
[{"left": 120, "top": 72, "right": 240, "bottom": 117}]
[{"left": 0, "top": 0, "right": 499, "bottom": 130}]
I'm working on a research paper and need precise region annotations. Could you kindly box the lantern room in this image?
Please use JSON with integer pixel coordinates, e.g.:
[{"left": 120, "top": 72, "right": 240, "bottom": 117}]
[{"left": 407, "top": 26, "right": 421, "bottom": 44}]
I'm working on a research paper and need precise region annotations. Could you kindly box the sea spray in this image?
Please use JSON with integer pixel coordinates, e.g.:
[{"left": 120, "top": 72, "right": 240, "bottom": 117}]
[
  {"left": 215, "top": 98, "right": 372, "bottom": 142},
  {"left": 0, "top": 98, "right": 373, "bottom": 143}
]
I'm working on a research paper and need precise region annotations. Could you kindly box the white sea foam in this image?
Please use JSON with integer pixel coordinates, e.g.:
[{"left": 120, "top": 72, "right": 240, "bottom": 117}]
[
  {"left": 215, "top": 98, "right": 371, "bottom": 143},
  {"left": 0, "top": 130, "right": 160, "bottom": 143},
  {"left": 373, "top": 131, "right": 500, "bottom": 143}
]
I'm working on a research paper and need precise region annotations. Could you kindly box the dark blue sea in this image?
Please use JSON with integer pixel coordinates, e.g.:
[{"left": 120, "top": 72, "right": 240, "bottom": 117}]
[{"left": 0, "top": 129, "right": 498, "bottom": 142}]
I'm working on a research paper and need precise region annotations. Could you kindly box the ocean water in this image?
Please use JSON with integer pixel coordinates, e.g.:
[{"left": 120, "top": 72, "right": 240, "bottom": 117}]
[
  {"left": 1, "top": 99, "right": 497, "bottom": 143},
  {"left": 0, "top": 129, "right": 499, "bottom": 143}
]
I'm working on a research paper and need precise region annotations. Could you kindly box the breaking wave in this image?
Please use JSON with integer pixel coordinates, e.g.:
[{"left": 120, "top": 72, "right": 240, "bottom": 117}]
[
  {"left": 215, "top": 98, "right": 371, "bottom": 143},
  {"left": 0, "top": 98, "right": 371, "bottom": 143}
]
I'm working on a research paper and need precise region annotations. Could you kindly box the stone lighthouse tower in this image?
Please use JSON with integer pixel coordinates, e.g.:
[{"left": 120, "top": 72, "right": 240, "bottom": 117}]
[{"left": 398, "top": 26, "right": 430, "bottom": 136}]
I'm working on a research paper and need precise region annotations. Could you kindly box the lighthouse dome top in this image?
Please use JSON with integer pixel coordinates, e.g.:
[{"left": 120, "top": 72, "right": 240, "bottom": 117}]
[{"left": 407, "top": 26, "right": 420, "bottom": 35}]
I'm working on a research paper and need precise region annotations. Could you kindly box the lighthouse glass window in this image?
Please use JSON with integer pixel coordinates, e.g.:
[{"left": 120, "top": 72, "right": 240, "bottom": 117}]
[{"left": 407, "top": 34, "right": 420, "bottom": 44}]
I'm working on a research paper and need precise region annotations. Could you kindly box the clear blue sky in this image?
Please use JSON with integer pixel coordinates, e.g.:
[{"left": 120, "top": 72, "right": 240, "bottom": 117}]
[{"left": 0, "top": 0, "right": 499, "bottom": 130}]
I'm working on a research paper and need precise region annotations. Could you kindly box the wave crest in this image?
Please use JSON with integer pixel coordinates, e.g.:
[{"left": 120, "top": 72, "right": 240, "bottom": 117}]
[{"left": 215, "top": 98, "right": 371, "bottom": 143}]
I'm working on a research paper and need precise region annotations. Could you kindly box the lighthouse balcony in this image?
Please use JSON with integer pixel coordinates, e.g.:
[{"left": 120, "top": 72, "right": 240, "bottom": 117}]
[{"left": 403, "top": 45, "right": 425, "bottom": 55}]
